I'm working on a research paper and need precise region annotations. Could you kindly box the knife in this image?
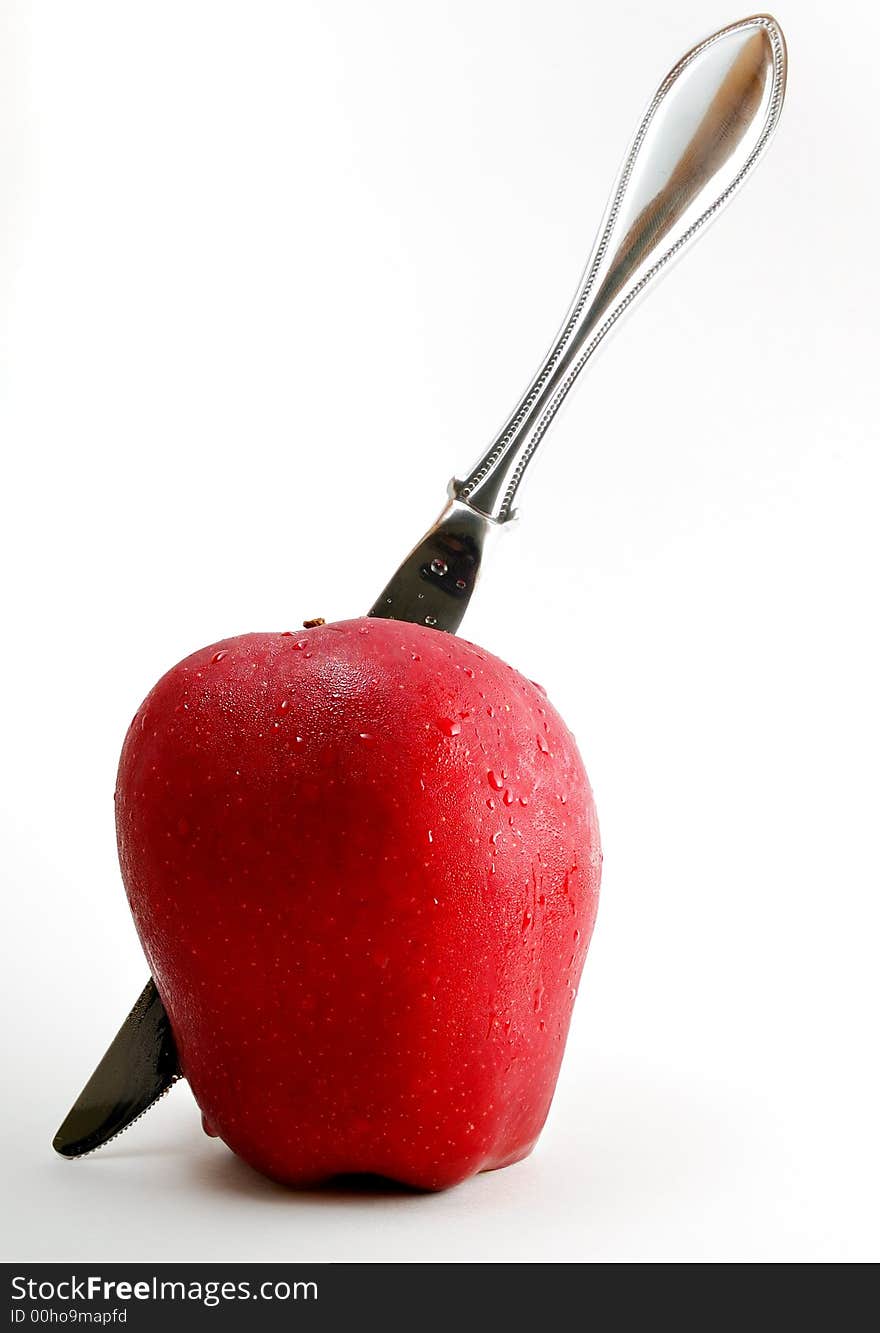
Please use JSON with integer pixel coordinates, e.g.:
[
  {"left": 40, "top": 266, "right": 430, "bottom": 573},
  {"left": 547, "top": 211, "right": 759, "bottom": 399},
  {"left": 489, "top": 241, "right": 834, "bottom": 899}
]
[{"left": 54, "top": 13, "right": 787, "bottom": 1157}]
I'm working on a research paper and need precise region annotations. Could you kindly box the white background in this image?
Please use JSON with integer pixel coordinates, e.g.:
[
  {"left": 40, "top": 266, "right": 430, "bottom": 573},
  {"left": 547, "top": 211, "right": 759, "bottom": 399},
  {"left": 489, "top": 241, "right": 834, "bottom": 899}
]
[{"left": 1, "top": 0, "right": 878, "bottom": 1263}]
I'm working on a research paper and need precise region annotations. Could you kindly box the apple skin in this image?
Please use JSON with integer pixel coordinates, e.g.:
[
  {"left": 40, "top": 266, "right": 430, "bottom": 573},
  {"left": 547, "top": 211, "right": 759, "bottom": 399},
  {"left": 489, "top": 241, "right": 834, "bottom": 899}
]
[{"left": 116, "top": 618, "right": 601, "bottom": 1189}]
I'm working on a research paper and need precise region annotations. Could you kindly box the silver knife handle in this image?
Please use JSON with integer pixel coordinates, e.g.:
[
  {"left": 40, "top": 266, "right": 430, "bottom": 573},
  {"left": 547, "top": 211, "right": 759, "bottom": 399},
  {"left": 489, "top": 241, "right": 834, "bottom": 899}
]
[{"left": 455, "top": 14, "right": 787, "bottom": 524}]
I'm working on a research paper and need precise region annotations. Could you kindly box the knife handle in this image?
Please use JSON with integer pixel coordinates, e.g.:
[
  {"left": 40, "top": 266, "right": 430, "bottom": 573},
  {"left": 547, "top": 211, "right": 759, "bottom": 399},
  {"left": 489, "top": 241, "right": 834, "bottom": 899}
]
[{"left": 454, "top": 14, "right": 786, "bottom": 524}]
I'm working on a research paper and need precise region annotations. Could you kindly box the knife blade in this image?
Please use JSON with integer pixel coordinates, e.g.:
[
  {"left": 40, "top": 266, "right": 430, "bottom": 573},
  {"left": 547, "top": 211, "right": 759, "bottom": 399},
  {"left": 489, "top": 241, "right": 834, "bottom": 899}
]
[
  {"left": 53, "top": 13, "right": 787, "bottom": 1158},
  {"left": 53, "top": 979, "right": 181, "bottom": 1157}
]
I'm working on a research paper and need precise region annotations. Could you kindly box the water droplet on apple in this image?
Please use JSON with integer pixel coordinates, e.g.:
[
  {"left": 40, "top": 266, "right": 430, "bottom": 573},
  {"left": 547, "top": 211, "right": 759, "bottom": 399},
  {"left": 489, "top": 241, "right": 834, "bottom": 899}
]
[
  {"left": 201, "top": 1114, "right": 219, "bottom": 1138},
  {"left": 521, "top": 909, "right": 533, "bottom": 931},
  {"left": 486, "top": 798, "right": 495, "bottom": 810},
  {"left": 519, "top": 795, "right": 529, "bottom": 806},
  {"left": 211, "top": 650, "right": 227, "bottom": 664},
  {"left": 277, "top": 699, "right": 290, "bottom": 715},
  {"left": 358, "top": 732, "right": 375, "bottom": 745},
  {"left": 537, "top": 734, "right": 550, "bottom": 754},
  {"left": 487, "top": 770, "right": 504, "bottom": 790},
  {"left": 503, "top": 790, "right": 514, "bottom": 806},
  {"left": 437, "top": 717, "right": 461, "bottom": 737}
]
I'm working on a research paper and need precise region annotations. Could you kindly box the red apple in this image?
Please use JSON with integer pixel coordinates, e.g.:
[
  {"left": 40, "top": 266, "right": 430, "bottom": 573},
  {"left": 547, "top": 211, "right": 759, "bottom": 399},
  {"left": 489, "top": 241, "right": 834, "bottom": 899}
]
[{"left": 116, "top": 618, "right": 601, "bottom": 1189}]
